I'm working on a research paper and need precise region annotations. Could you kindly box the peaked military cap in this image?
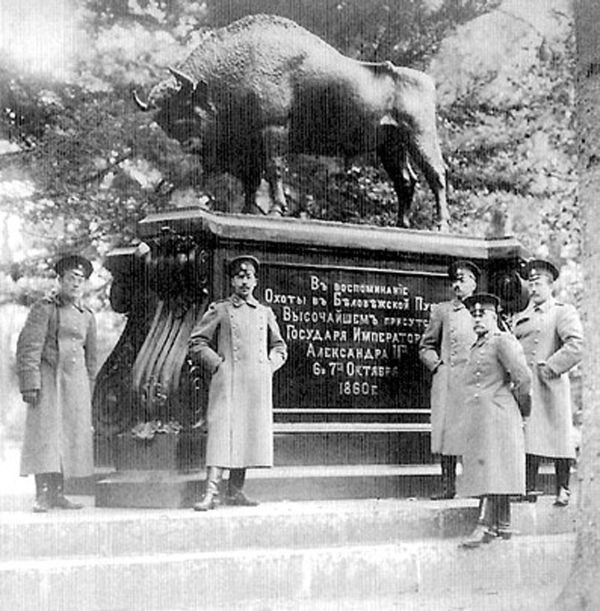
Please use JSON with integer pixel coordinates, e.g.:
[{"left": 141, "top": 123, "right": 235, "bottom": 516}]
[
  {"left": 229, "top": 255, "right": 260, "bottom": 277},
  {"left": 54, "top": 254, "right": 93, "bottom": 279},
  {"left": 463, "top": 293, "right": 500, "bottom": 315},
  {"left": 448, "top": 259, "right": 481, "bottom": 282},
  {"left": 525, "top": 258, "right": 559, "bottom": 281}
]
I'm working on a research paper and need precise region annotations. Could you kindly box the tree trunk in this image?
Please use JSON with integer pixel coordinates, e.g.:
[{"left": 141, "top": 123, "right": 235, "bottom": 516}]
[{"left": 555, "top": 1, "right": 600, "bottom": 607}]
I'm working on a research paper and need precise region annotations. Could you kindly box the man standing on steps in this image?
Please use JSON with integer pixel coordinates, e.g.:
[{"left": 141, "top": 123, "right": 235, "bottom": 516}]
[
  {"left": 459, "top": 293, "right": 531, "bottom": 548},
  {"left": 419, "top": 260, "right": 479, "bottom": 499},
  {"left": 16, "top": 254, "right": 97, "bottom": 513},
  {"left": 513, "top": 259, "right": 583, "bottom": 507},
  {"left": 189, "top": 255, "right": 287, "bottom": 511}
]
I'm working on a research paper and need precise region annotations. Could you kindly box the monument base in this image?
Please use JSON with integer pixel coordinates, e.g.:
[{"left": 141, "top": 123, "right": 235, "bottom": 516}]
[
  {"left": 94, "top": 426, "right": 436, "bottom": 508},
  {"left": 94, "top": 464, "right": 443, "bottom": 509},
  {"left": 95, "top": 463, "right": 560, "bottom": 509},
  {"left": 93, "top": 428, "right": 559, "bottom": 507}
]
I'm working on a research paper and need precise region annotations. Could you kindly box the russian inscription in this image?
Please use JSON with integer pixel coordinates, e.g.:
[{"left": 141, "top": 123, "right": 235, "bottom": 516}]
[{"left": 263, "top": 263, "right": 445, "bottom": 412}]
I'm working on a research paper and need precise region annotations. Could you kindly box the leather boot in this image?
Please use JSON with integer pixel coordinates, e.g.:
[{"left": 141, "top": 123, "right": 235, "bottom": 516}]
[
  {"left": 555, "top": 459, "right": 571, "bottom": 496},
  {"left": 524, "top": 454, "right": 543, "bottom": 501},
  {"left": 460, "top": 495, "right": 496, "bottom": 548},
  {"left": 33, "top": 474, "right": 51, "bottom": 513},
  {"left": 554, "top": 486, "right": 570, "bottom": 507},
  {"left": 431, "top": 455, "right": 456, "bottom": 500},
  {"left": 51, "top": 473, "right": 83, "bottom": 510},
  {"left": 513, "top": 454, "right": 542, "bottom": 502},
  {"left": 226, "top": 469, "right": 258, "bottom": 506},
  {"left": 495, "top": 495, "right": 512, "bottom": 540},
  {"left": 193, "top": 467, "right": 223, "bottom": 512},
  {"left": 477, "top": 496, "right": 488, "bottom": 523},
  {"left": 460, "top": 523, "right": 497, "bottom": 548}
]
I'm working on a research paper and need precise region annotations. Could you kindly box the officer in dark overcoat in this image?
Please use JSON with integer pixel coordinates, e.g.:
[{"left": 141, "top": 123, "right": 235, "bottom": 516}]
[
  {"left": 188, "top": 255, "right": 287, "bottom": 511},
  {"left": 16, "top": 254, "right": 97, "bottom": 512}
]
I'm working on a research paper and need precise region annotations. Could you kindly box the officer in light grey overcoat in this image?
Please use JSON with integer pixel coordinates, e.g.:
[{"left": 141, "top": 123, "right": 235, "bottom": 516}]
[
  {"left": 513, "top": 259, "right": 583, "bottom": 506},
  {"left": 459, "top": 293, "right": 531, "bottom": 548},
  {"left": 189, "top": 255, "right": 287, "bottom": 511},
  {"left": 16, "top": 254, "right": 97, "bottom": 513},
  {"left": 419, "top": 260, "right": 479, "bottom": 499}
]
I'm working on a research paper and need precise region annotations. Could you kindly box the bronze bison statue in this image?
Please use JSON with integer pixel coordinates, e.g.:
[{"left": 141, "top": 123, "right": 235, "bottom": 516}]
[{"left": 134, "top": 14, "right": 449, "bottom": 229}]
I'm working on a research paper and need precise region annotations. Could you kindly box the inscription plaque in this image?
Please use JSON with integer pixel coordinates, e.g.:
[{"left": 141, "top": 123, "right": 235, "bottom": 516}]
[{"left": 263, "top": 262, "right": 446, "bottom": 416}]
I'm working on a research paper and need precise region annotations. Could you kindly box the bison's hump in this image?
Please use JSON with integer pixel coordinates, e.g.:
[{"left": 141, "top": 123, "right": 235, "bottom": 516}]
[
  {"left": 192, "top": 14, "right": 314, "bottom": 48},
  {"left": 222, "top": 14, "right": 301, "bottom": 35},
  {"left": 173, "top": 14, "right": 343, "bottom": 96}
]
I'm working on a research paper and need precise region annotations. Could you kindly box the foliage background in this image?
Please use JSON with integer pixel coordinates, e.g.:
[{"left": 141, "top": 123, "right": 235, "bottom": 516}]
[
  {"left": 0, "top": 0, "right": 579, "bottom": 438},
  {"left": 0, "top": 0, "right": 577, "bottom": 286}
]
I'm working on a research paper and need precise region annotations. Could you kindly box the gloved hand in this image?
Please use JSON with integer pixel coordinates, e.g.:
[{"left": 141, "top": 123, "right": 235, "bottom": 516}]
[
  {"left": 537, "top": 362, "right": 558, "bottom": 382},
  {"left": 517, "top": 393, "right": 532, "bottom": 418},
  {"left": 22, "top": 390, "right": 39, "bottom": 406}
]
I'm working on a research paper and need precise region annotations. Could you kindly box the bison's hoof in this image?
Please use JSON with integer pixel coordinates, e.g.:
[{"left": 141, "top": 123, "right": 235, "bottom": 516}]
[{"left": 268, "top": 208, "right": 284, "bottom": 217}]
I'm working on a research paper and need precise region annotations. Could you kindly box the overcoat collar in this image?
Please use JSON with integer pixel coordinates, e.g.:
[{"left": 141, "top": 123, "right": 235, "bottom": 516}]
[
  {"left": 48, "top": 291, "right": 86, "bottom": 312},
  {"left": 524, "top": 296, "right": 555, "bottom": 315},
  {"left": 472, "top": 330, "right": 500, "bottom": 348},
  {"left": 451, "top": 297, "right": 467, "bottom": 311},
  {"left": 513, "top": 296, "right": 555, "bottom": 325},
  {"left": 230, "top": 293, "right": 259, "bottom": 308},
  {"left": 473, "top": 331, "right": 490, "bottom": 348}
]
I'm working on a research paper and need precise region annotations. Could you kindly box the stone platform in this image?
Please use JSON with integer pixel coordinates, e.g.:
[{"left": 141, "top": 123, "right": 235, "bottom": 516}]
[
  {"left": 0, "top": 494, "right": 576, "bottom": 610},
  {"left": 93, "top": 463, "right": 561, "bottom": 509}
]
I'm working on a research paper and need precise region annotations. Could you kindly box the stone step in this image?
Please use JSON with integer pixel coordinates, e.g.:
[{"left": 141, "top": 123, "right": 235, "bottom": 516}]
[
  {"left": 0, "top": 496, "right": 575, "bottom": 561},
  {"left": 259, "top": 583, "right": 565, "bottom": 611},
  {"left": 93, "top": 463, "right": 560, "bottom": 508},
  {"left": 0, "top": 533, "right": 575, "bottom": 611}
]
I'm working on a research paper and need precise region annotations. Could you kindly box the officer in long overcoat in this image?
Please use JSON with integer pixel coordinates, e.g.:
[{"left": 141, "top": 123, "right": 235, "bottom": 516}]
[
  {"left": 513, "top": 259, "right": 583, "bottom": 506},
  {"left": 16, "top": 254, "right": 97, "bottom": 512},
  {"left": 458, "top": 294, "right": 531, "bottom": 548},
  {"left": 419, "top": 260, "right": 479, "bottom": 499},
  {"left": 189, "top": 255, "right": 287, "bottom": 511}
]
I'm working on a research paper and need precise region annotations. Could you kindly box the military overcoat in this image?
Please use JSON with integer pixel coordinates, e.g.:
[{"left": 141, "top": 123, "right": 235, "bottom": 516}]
[
  {"left": 458, "top": 332, "right": 531, "bottom": 497},
  {"left": 16, "top": 294, "right": 97, "bottom": 477},
  {"left": 513, "top": 297, "right": 583, "bottom": 458},
  {"left": 419, "top": 299, "right": 476, "bottom": 454},
  {"left": 189, "top": 294, "right": 287, "bottom": 468}
]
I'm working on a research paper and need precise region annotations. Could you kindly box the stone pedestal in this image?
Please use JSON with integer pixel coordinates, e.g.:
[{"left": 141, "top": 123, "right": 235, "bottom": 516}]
[{"left": 94, "top": 210, "right": 528, "bottom": 507}]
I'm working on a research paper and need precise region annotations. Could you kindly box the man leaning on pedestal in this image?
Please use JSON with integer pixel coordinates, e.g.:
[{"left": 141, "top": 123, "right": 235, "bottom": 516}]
[
  {"left": 419, "top": 260, "right": 479, "bottom": 499},
  {"left": 16, "top": 254, "right": 97, "bottom": 513},
  {"left": 513, "top": 258, "right": 583, "bottom": 507},
  {"left": 188, "top": 255, "right": 287, "bottom": 511}
]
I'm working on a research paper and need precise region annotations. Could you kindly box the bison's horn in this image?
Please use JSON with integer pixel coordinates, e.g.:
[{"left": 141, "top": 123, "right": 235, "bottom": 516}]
[
  {"left": 132, "top": 90, "right": 150, "bottom": 111},
  {"left": 168, "top": 67, "right": 196, "bottom": 90}
]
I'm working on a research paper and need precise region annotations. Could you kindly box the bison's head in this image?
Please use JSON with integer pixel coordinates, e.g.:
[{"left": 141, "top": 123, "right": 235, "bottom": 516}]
[{"left": 133, "top": 68, "right": 216, "bottom": 154}]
